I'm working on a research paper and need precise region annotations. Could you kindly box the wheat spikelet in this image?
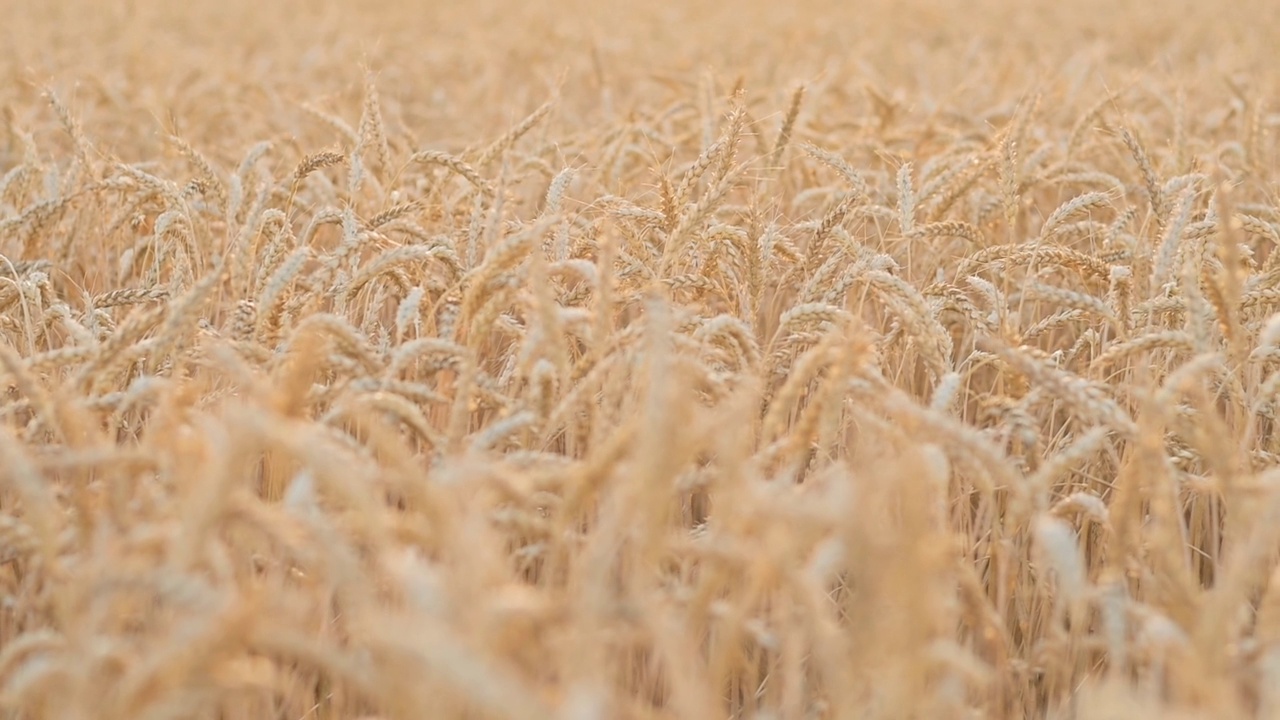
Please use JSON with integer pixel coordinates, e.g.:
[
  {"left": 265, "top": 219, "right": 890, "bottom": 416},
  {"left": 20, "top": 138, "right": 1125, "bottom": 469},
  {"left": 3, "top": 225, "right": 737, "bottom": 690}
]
[
  {"left": 292, "top": 151, "right": 346, "bottom": 185},
  {"left": 474, "top": 97, "right": 556, "bottom": 169},
  {"left": 92, "top": 287, "right": 170, "bottom": 309},
  {"left": 963, "top": 244, "right": 1113, "bottom": 282},
  {"left": 979, "top": 336, "right": 1137, "bottom": 437},
  {"left": 344, "top": 246, "right": 458, "bottom": 302},
  {"left": 170, "top": 134, "right": 229, "bottom": 214},
  {"left": 770, "top": 84, "right": 806, "bottom": 171},
  {"left": 908, "top": 220, "right": 985, "bottom": 246},
  {"left": 359, "top": 72, "right": 393, "bottom": 177},
  {"left": 411, "top": 150, "right": 495, "bottom": 197},
  {"left": 799, "top": 142, "right": 870, "bottom": 197},
  {"left": 1119, "top": 126, "right": 1165, "bottom": 223},
  {"left": 1039, "top": 191, "right": 1114, "bottom": 239},
  {"left": 1020, "top": 283, "right": 1118, "bottom": 325}
]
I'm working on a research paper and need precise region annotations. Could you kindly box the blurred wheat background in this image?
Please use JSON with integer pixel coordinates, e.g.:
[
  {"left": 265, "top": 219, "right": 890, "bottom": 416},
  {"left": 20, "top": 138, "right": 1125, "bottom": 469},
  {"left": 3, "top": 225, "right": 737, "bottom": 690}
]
[{"left": 1, "top": 0, "right": 1280, "bottom": 718}]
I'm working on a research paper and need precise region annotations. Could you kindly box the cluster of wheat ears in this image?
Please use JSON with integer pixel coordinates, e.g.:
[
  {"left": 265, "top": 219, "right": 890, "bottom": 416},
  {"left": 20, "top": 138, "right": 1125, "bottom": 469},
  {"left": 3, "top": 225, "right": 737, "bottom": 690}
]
[{"left": 2, "top": 1, "right": 1280, "bottom": 718}]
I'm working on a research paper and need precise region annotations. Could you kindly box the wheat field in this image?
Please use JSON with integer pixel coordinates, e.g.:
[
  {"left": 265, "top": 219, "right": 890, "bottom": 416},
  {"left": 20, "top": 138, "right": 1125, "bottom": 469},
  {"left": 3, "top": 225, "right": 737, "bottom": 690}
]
[{"left": 2, "top": 0, "right": 1280, "bottom": 718}]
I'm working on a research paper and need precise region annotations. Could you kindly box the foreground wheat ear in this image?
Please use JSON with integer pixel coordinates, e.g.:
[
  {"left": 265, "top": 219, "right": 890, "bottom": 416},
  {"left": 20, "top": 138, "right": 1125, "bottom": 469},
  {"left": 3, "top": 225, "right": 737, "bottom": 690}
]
[{"left": 2, "top": 0, "right": 1280, "bottom": 718}]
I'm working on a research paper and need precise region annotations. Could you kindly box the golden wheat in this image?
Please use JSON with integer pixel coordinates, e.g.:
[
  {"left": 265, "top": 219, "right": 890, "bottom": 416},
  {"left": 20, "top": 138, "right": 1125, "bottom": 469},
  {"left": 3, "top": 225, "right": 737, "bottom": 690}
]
[{"left": 1, "top": 0, "right": 1280, "bottom": 718}]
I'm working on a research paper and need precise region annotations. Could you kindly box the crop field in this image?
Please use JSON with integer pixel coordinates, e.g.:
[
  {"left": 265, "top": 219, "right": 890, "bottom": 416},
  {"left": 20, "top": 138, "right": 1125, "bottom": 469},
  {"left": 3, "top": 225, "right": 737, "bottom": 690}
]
[{"left": 1, "top": 0, "right": 1280, "bottom": 718}]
